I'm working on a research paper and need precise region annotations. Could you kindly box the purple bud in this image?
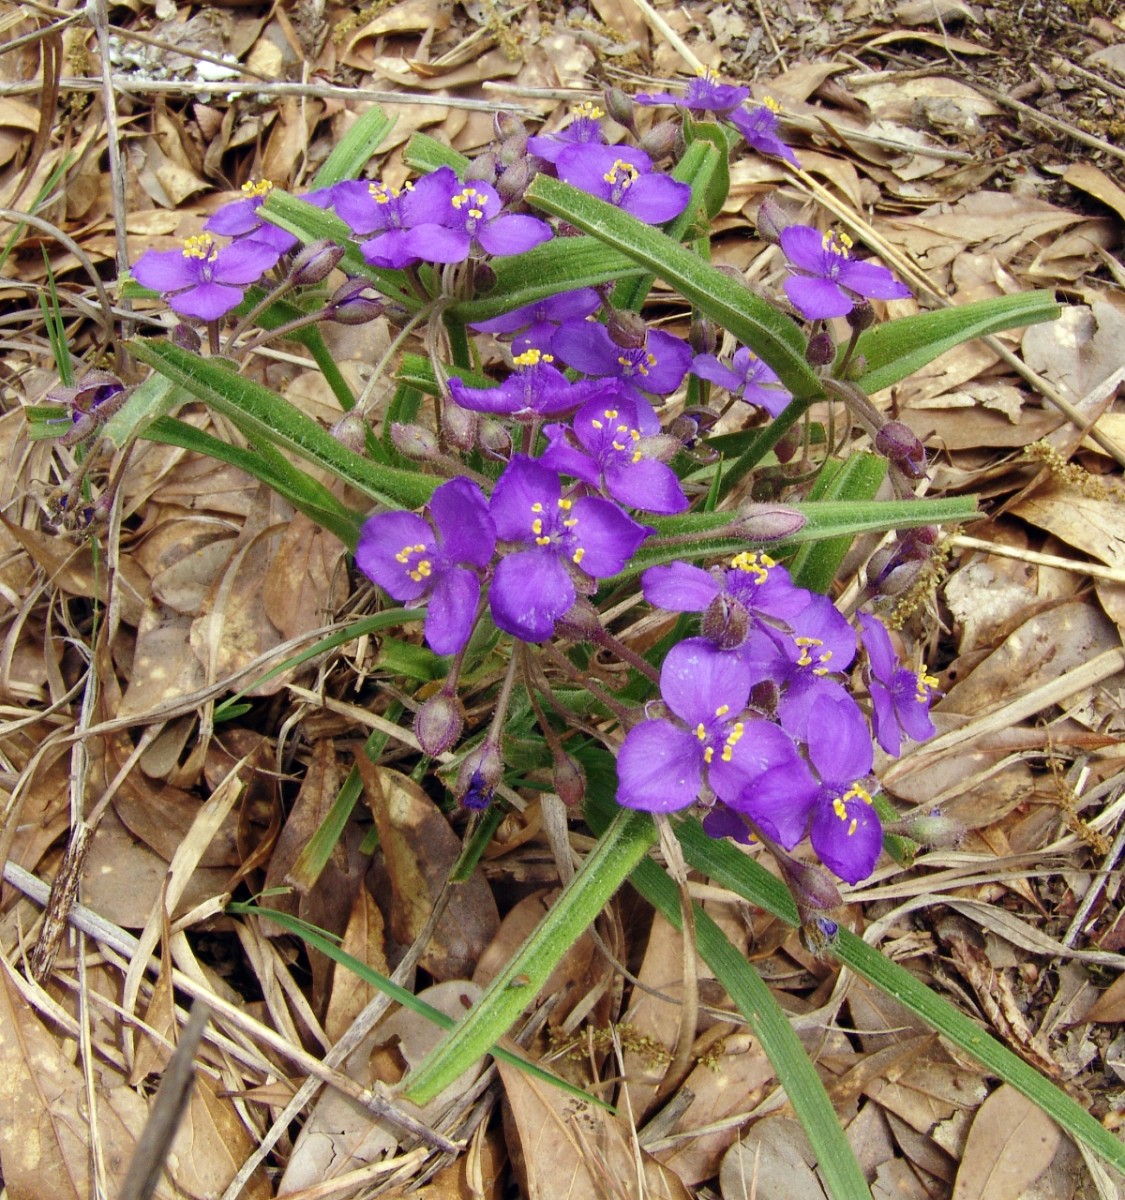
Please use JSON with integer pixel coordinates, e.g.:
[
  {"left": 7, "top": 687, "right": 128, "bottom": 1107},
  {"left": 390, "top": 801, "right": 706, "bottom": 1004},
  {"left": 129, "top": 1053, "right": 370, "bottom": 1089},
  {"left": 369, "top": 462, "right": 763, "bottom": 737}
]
[
  {"left": 846, "top": 300, "right": 875, "bottom": 331},
  {"left": 455, "top": 740, "right": 504, "bottom": 810},
  {"left": 389, "top": 422, "right": 439, "bottom": 460},
  {"left": 442, "top": 402, "right": 479, "bottom": 453},
  {"left": 806, "top": 330, "right": 835, "bottom": 366},
  {"left": 328, "top": 280, "right": 384, "bottom": 325},
  {"left": 755, "top": 194, "right": 792, "bottom": 245},
  {"left": 472, "top": 261, "right": 497, "bottom": 294},
  {"left": 553, "top": 596, "right": 602, "bottom": 642},
  {"left": 290, "top": 238, "right": 345, "bottom": 286},
  {"left": 465, "top": 152, "right": 498, "bottom": 185},
  {"left": 779, "top": 853, "right": 843, "bottom": 919},
  {"left": 553, "top": 751, "right": 586, "bottom": 807},
  {"left": 639, "top": 120, "right": 680, "bottom": 161},
  {"left": 689, "top": 316, "right": 717, "bottom": 355},
  {"left": 875, "top": 421, "right": 927, "bottom": 478},
  {"left": 173, "top": 323, "right": 202, "bottom": 352},
  {"left": 605, "top": 309, "right": 648, "bottom": 350},
  {"left": 734, "top": 504, "right": 807, "bottom": 541},
  {"left": 885, "top": 810, "right": 964, "bottom": 849},
  {"left": 496, "top": 157, "right": 533, "bottom": 205},
  {"left": 330, "top": 411, "right": 368, "bottom": 454},
  {"left": 415, "top": 691, "right": 465, "bottom": 757},
  {"left": 774, "top": 426, "right": 800, "bottom": 464},
  {"left": 494, "top": 111, "right": 526, "bottom": 142},
  {"left": 604, "top": 86, "right": 635, "bottom": 129},
  {"left": 702, "top": 592, "right": 750, "bottom": 650}
]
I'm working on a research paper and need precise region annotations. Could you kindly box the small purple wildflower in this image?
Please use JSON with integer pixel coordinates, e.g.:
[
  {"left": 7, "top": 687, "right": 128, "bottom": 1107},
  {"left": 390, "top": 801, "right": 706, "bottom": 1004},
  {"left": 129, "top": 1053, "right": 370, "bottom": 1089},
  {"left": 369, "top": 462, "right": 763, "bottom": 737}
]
[
  {"left": 355, "top": 477, "right": 495, "bottom": 656},
  {"left": 555, "top": 144, "right": 691, "bottom": 225},
  {"left": 551, "top": 319, "right": 692, "bottom": 401},
  {"left": 636, "top": 69, "right": 750, "bottom": 117},
  {"left": 729, "top": 99, "right": 799, "bottom": 166},
  {"left": 204, "top": 179, "right": 298, "bottom": 255},
  {"left": 131, "top": 233, "right": 280, "bottom": 320},
  {"left": 469, "top": 288, "right": 602, "bottom": 355},
  {"left": 616, "top": 638, "right": 812, "bottom": 813},
  {"left": 780, "top": 225, "right": 912, "bottom": 320},
  {"left": 331, "top": 168, "right": 460, "bottom": 269},
  {"left": 858, "top": 612, "right": 939, "bottom": 756},
  {"left": 526, "top": 101, "right": 608, "bottom": 164},
  {"left": 690, "top": 346, "right": 793, "bottom": 417},
  {"left": 448, "top": 348, "right": 609, "bottom": 420},
  {"left": 541, "top": 391, "right": 689, "bottom": 514},
  {"left": 487, "top": 457, "right": 651, "bottom": 642}
]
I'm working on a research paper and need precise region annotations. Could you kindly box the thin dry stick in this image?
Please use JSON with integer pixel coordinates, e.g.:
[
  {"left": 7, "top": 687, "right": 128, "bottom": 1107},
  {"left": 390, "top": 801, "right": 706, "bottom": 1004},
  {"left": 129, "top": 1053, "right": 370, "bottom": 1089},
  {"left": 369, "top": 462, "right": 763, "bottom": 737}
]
[
  {"left": 621, "top": 0, "right": 704, "bottom": 73},
  {"left": 949, "top": 535, "right": 1125, "bottom": 584}
]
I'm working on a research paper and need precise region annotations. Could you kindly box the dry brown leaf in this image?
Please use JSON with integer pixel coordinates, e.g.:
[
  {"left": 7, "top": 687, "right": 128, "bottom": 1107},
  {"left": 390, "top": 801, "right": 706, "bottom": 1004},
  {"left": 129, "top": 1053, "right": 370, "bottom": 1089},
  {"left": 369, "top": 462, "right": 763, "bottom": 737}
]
[
  {"left": 718, "top": 1116, "right": 826, "bottom": 1200},
  {"left": 1084, "top": 972, "right": 1125, "bottom": 1024},
  {"left": 168, "top": 1073, "right": 271, "bottom": 1199},
  {"left": 117, "top": 606, "right": 207, "bottom": 721},
  {"left": 262, "top": 511, "right": 347, "bottom": 641},
  {"left": 360, "top": 760, "right": 499, "bottom": 980},
  {"left": 1012, "top": 481, "right": 1125, "bottom": 571},
  {"left": 324, "top": 885, "right": 390, "bottom": 1043},
  {"left": 950, "top": 1084, "right": 1060, "bottom": 1200},
  {"left": 499, "top": 1058, "right": 691, "bottom": 1200}
]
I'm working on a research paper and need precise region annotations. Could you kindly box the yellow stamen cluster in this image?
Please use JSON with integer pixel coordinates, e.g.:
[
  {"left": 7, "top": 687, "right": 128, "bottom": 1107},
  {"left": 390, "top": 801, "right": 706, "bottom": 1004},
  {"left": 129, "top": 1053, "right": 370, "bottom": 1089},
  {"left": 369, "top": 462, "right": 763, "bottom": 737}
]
[
  {"left": 182, "top": 233, "right": 217, "bottom": 260},
  {"left": 821, "top": 229, "right": 854, "bottom": 258},
  {"left": 730, "top": 551, "right": 775, "bottom": 583},
  {"left": 451, "top": 187, "right": 487, "bottom": 220},
  {"left": 763, "top": 96, "right": 781, "bottom": 113},
  {"left": 369, "top": 181, "right": 412, "bottom": 205},
  {"left": 833, "top": 783, "right": 873, "bottom": 837},
  {"left": 696, "top": 704, "right": 744, "bottom": 765},
  {"left": 514, "top": 348, "right": 553, "bottom": 368},
  {"left": 602, "top": 159, "right": 640, "bottom": 188},
  {"left": 916, "top": 668, "right": 939, "bottom": 703},
  {"left": 616, "top": 351, "right": 656, "bottom": 377},
  {"left": 794, "top": 635, "right": 831, "bottom": 674},
  {"left": 241, "top": 179, "right": 274, "bottom": 198},
  {"left": 572, "top": 101, "right": 604, "bottom": 120},
  {"left": 394, "top": 542, "right": 432, "bottom": 582}
]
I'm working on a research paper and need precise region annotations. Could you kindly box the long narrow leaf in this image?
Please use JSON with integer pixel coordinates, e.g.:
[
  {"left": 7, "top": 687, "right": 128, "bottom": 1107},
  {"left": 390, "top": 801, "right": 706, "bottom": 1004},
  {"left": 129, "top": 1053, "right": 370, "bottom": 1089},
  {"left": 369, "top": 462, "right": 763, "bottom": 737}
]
[{"left": 313, "top": 105, "right": 395, "bottom": 188}]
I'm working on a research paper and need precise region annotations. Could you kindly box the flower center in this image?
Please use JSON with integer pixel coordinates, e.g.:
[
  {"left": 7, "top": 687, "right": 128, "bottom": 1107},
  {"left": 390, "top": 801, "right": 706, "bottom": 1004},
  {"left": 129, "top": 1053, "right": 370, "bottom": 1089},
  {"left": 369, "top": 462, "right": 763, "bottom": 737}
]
[
  {"left": 603, "top": 159, "right": 640, "bottom": 202},
  {"left": 182, "top": 233, "right": 218, "bottom": 262},
  {"left": 821, "top": 229, "right": 853, "bottom": 259},
  {"left": 241, "top": 179, "right": 274, "bottom": 200},
  {"left": 451, "top": 186, "right": 487, "bottom": 225},
  {"left": 528, "top": 497, "right": 581, "bottom": 560},
  {"left": 694, "top": 704, "right": 746, "bottom": 765},
  {"left": 794, "top": 635, "right": 832, "bottom": 674},
  {"left": 916, "top": 667, "right": 939, "bottom": 702},
  {"left": 730, "top": 550, "right": 775, "bottom": 584},
  {"left": 572, "top": 100, "right": 603, "bottom": 120},
  {"left": 615, "top": 348, "right": 657, "bottom": 378},
  {"left": 832, "top": 782, "right": 874, "bottom": 837},
  {"left": 394, "top": 542, "right": 433, "bottom": 583},
  {"left": 589, "top": 407, "right": 642, "bottom": 463},
  {"left": 513, "top": 348, "right": 554, "bottom": 368}
]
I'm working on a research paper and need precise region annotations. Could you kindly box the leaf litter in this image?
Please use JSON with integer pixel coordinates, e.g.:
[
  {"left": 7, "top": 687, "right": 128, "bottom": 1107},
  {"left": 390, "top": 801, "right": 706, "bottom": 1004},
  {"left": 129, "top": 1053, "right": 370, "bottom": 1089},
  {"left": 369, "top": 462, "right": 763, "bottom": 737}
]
[{"left": 1, "top": 0, "right": 1125, "bottom": 1197}]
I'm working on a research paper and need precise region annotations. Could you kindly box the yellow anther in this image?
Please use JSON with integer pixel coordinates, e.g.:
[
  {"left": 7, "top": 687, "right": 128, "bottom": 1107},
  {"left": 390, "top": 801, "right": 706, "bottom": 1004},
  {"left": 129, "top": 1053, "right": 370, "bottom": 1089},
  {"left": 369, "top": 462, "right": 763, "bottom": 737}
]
[
  {"left": 531, "top": 502, "right": 543, "bottom": 513},
  {"left": 531, "top": 518, "right": 543, "bottom": 536},
  {"left": 572, "top": 101, "right": 604, "bottom": 119},
  {"left": 452, "top": 187, "right": 487, "bottom": 213},
  {"left": 604, "top": 409, "right": 618, "bottom": 420},
  {"left": 703, "top": 746, "right": 714, "bottom": 764},
  {"left": 514, "top": 348, "right": 551, "bottom": 367},
  {"left": 562, "top": 518, "right": 578, "bottom": 528},
  {"left": 714, "top": 704, "right": 730, "bottom": 717},
  {"left": 820, "top": 229, "right": 854, "bottom": 257},
  {"left": 916, "top": 668, "right": 939, "bottom": 701},
  {"left": 591, "top": 419, "right": 603, "bottom": 430},
  {"left": 572, "top": 546, "right": 585, "bottom": 565},
  {"left": 407, "top": 559, "right": 432, "bottom": 582},
  {"left": 612, "top": 440, "right": 626, "bottom": 451},
  {"left": 763, "top": 96, "right": 781, "bottom": 113},
  {"left": 833, "top": 797, "right": 848, "bottom": 820},
  {"left": 241, "top": 179, "right": 274, "bottom": 198},
  {"left": 181, "top": 233, "right": 216, "bottom": 260},
  {"left": 602, "top": 159, "right": 640, "bottom": 188},
  {"left": 557, "top": 498, "right": 573, "bottom": 510},
  {"left": 842, "top": 783, "right": 873, "bottom": 806},
  {"left": 847, "top": 818, "right": 858, "bottom": 837},
  {"left": 695, "top": 723, "right": 707, "bottom": 740},
  {"left": 536, "top": 536, "right": 551, "bottom": 546}
]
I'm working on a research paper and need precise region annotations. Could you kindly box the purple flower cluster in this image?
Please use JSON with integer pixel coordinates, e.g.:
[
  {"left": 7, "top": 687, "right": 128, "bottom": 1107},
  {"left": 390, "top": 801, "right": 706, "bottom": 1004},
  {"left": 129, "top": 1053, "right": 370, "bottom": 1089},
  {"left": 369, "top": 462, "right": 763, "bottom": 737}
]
[{"left": 616, "top": 553, "right": 940, "bottom": 884}]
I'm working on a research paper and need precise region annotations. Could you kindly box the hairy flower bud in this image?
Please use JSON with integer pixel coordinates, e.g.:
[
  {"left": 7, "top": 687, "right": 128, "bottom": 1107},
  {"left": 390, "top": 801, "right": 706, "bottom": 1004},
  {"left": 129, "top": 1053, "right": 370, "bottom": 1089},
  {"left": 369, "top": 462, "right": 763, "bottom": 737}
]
[
  {"left": 331, "top": 411, "right": 368, "bottom": 454},
  {"left": 755, "top": 194, "right": 793, "bottom": 245},
  {"left": 774, "top": 426, "right": 800, "bottom": 464},
  {"left": 846, "top": 299, "right": 875, "bottom": 331},
  {"left": 806, "top": 329, "right": 835, "bottom": 366},
  {"left": 389, "top": 422, "right": 438, "bottom": 460},
  {"left": 455, "top": 739, "right": 504, "bottom": 810},
  {"left": 173, "top": 322, "right": 202, "bottom": 352},
  {"left": 689, "top": 316, "right": 717, "bottom": 356},
  {"left": 603, "top": 86, "right": 636, "bottom": 129},
  {"left": 497, "top": 133, "right": 530, "bottom": 169},
  {"left": 553, "top": 595, "right": 603, "bottom": 641},
  {"left": 734, "top": 503, "right": 807, "bottom": 541},
  {"left": 290, "top": 238, "right": 345, "bottom": 285},
  {"left": 465, "top": 151, "right": 498, "bottom": 185},
  {"left": 553, "top": 751, "right": 586, "bottom": 807},
  {"left": 472, "top": 261, "right": 497, "bottom": 294},
  {"left": 442, "top": 402, "right": 479, "bottom": 453},
  {"left": 478, "top": 419, "right": 511, "bottom": 458},
  {"left": 415, "top": 691, "right": 465, "bottom": 757},
  {"left": 703, "top": 592, "right": 751, "bottom": 650},
  {"left": 328, "top": 280, "right": 384, "bottom": 325},
  {"left": 494, "top": 111, "right": 526, "bottom": 142},
  {"left": 639, "top": 120, "right": 680, "bottom": 161},
  {"left": 605, "top": 308, "right": 648, "bottom": 350},
  {"left": 496, "top": 157, "right": 534, "bottom": 205},
  {"left": 875, "top": 421, "right": 927, "bottom": 478},
  {"left": 885, "top": 810, "right": 965, "bottom": 849}
]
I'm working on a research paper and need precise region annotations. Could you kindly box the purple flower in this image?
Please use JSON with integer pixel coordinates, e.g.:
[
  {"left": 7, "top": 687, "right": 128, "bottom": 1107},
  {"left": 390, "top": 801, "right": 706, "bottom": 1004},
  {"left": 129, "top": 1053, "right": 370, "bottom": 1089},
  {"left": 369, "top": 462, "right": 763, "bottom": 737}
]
[
  {"left": 551, "top": 320, "right": 692, "bottom": 400},
  {"left": 204, "top": 179, "right": 298, "bottom": 255},
  {"left": 616, "top": 638, "right": 811, "bottom": 813},
  {"left": 737, "top": 692, "right": 882, "bottom": 884},
  {"left": 399, "top": 173, "right": 553, "bottom": 264},
  {"left": 131, "top": 233, "right": 280, "bottom": 320},
  {"left": 780, "top": 225, "right": 912, "bottom": 320},
  {"left": 448, "top": 348, "right": 610, "bottom": 420},
  {"left": 555, "top": 144, "right": 690, "bottom": 225},
  {"left": 487, "top": 457, "right": 651, "bottom": 641},
  {"left": 331, "top": 169, "right": 462, "bottom": 269},
  {"left": 636, "top": 69, "right": 750, "bottom": 117},
  {"left": 355, "top": 477, "right": 495, "bottom": 655},
  {"left": 642, "top": 552, "right": 808, "bottom": 649},
  {"left": 690, "top": 347, "right": 792, "bottom": 417},
  {"left": 469, "top": 287, "right": 602, "bottom": 355},
  {"left": 526, "top": 101, "right": 608, "bottom": 164},
  {"left": 858, "top": 612, "right": 939, "bottom": 756},
  {"left": 728, "top": 99, "right": 799, "bottom": 166},
  {"left": 541, "top": 392, "right": 688, "bottom": 514}
]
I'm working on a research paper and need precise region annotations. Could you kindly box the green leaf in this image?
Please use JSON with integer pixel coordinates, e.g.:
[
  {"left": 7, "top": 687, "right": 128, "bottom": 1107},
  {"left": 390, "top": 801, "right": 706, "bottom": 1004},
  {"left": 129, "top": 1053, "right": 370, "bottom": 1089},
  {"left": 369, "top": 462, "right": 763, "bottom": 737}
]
[
  {"left": 524, "top": 173, "right": 821, "bottom": 401},
  {"left": 849, "top": 291, "right": 1060, "bottom": 395},
  {"left": 399, "top": 808, "right": 659, "bottom": 1105},
  {"left": 128, "top": 338, "right": 439, "bottom": 510},
  {"left": 682, "top": 118, "right": 733, "bottom": 219},
  {"left": 313, "top": 105, "right": 395, "bottom": 188},
  {"left": 402, "top": 132, "right": 470, "bottom": 175},
  {"left": 788, "top": 452, "right": 887, "bottom": 592}
]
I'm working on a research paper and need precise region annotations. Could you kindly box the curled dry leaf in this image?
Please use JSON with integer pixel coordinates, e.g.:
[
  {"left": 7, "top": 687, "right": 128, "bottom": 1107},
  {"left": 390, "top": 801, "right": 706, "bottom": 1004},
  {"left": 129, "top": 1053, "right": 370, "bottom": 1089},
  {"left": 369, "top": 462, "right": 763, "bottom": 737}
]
[{"left": 951, "top": 1084, "right": 1061, "bottom": 1200}]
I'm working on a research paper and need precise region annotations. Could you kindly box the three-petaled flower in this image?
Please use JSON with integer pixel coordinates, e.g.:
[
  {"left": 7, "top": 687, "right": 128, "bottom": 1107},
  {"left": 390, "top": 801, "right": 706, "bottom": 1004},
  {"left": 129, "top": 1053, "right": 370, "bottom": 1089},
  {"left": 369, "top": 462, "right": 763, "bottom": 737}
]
[
  {"left": 690, "top": 346, "right": 793, "bottom": 416},
  {"left": 487, "top": 457, "right": 651, "bottom": 642},
  {"left": 527, "top": 101, "right": 609, "bottom": 164},
  {"left": 729, "top": 98, "right": 799, "bottom": 166},
  {"left": 204, "top": 179, "right": 298, "bottom": 254},
  {"left": 551, "top": 320, "right": 692, "bottom": 401},
  {"left": 131, "top": 232, "right": 280, "bottom": 320},
  {"left": 448, "top": 348, "right": 610, "bottom": 420},
  {"left": 555, "top": 144, "right": 690, "bottom": 225},
  {"left": 858, "top": 612, "right": 939, "bottom": 756},
  {"left": 355, "top": 477, "right": 496, "bottom": 655},
  {"left": 780, "top": 224, "right": 911, "bottom": 320},
  {"left": 636, "top": 69, "right": 750, "bottom": 117}
]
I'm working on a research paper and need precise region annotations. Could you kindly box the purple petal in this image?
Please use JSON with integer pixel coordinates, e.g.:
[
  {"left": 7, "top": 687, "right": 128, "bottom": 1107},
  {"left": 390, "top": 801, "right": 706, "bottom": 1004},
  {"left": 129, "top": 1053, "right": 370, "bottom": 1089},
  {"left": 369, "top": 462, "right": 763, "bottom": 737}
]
[
  {"left": 168, "top": 282, "right": 246, "bottom": 320},
  {"left": 620, "top": 174, "right": 692, "bottom": 224},
  {"left": 779, "top": 225, "right": 828, "bottom": 273},
  {"left": 638, "top": 330, "right": 692, "bottom": 393},
  {"left": 603, "top": 457, "right": 688, "bottom": 514},
  {"left": 430, "top": 477, "right": 495, "bottom": 568},
  {"left": 356, "top": 511, "right": 436, "bottom": 602},
  {"left": 660, "top": 637, "right": 752, "bottom": 726},
  {"left": 361, "top": 228, "right": 422, "bottom": 269},
  {"left": 477, "top": 213, "right": 553, "bottom": 257},
  {"left": 489, "top": 549, "right": 574, "bottom": 641},
  {"left": 204, "top": 198, "right": 260, "bottom": 237},
  {"left": 642, "top": 562, "right": 720, "bottom": 612},
  {"left": 858, "top": 613, "right": 896, "bottom": 682},
  {"left": 400, "top": 166, "right": 461, "bottom": 223},
  {"left": 733, "top": 763, "right": 816, "bottom": 848},
  {"left": 806, "top": 693, "right": 873, "bottom": 786},
  {"left": 402, "top": 224, "right": 472, "bottom": 264},
  {"left": 616, "top": 720, "right": 703, "bottom": 812},
  {"left": 540, "top": 435, "right": 601, "bottom": 487},
  {"left": 837, "top": 258, "right": 912, "bottom": 301},
  {"left": 132, "top": 248, "right": 199, "bottom": 293},
  {"left": 490, "top": 457, "right": 560, "bottom": 541},
  {"left": 567, "top": 496, "right": 650, "bottom": 576},
  {"left": 690, "top": 354, "right": 744, "bottom": 391},
  {"left": 425, "top": 567, "right": 480, "bottom": 655},
  {"left": 213, "top": 239, "right": 280, "bottom": 285},
  {"left": 810, "top": 794, "right": 882, "bottom": 884},
  {"left": 785, "top": 275, "right": 853, "bottom": 320},
  {"left": 551, "top": 319, "right": 620, "bottom": 376},
  {"left": 709, "top": 719, "right": 812, "bottom": 807}
]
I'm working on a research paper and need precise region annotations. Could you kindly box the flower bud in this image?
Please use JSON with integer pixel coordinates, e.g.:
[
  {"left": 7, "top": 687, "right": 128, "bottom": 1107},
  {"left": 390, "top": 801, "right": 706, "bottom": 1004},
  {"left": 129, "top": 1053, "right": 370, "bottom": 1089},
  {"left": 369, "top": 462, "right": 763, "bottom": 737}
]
[
  {"left": 844, "top": 353, "right": 868, "bottom": 381},
  {"left": 415, "top": 691, "right": 465, "bottom": 757},
  {"left": 733, "top": 504, "right": 806, "bottom": 541},
  {"left": 799, "top": 916, "right": 839, "bottom": 959},
  {"left": 553, "top": 751, "right": 586, "bottom": 807},
  {"left": 173, "top": 323, "right": 202, "bottom": 352},
  {"left": 553, "top": 596, "right": 602, "bottom": 641},
  {"left": 472, "top": 261, "right": 497, "bottom": 294},
  {"left": 290, "top": 238, "right": 345, "bottom": 286},
  {"left": 603, "top": 86, "right": 635, "bottom": 130},
  {"left": 330, "top": 411, "right": 368, "bottom": 454},
  {"left": 689, "top": 316, "right": 717, "bottom": 356},
  {"left": 328, "top": 280, "right": 384, "bottom": 325},
  {"left": 774, "top": 426, "right": 800, "bottom": 464},
  {"left": 875, "top": 421, "right": 926, "bottom": 478},
  {"left": 639, "top": 120, "right": 680, "bottom": 161},
  {"left": 494, "top": 111, "right": 526, "bottom": 142},
  {"left": 846, "top": 300, "right": 875, "bottom": 331},
  {"left": 755, "top": 194, "right": 792, "bottom": 245},
  {"left": 478, "top": 419, "right": 511, "bottom": 458},
  {"left": 496, "top": 158, "right": 534, "bottom": 205},
  {"left": 779, "top": 853, "right": 843, "bottom": 918},
  {"left": 455, "top": 740, "right": 504, "bottom": 810},
  {"left": 806, "top": 330, "right": 835, "bottom": 366},
  {"left": 884, "top": 810, "right": 964, "bottom": 849},
  {"left": 605, "top": 308, "right": 648, "bottom": 350},
  {"left": 497, "top": 133, "right": 530, "bottom": 168},
  {"left": 465, "top": 151, "right": 498, "bottom": 185},
  {"left": 390, "top": 422, "right": 439, "bottom": 460},
  {"left": 703, "top": 593, "right": 750, "bottom": 650},
  {"left": 442, "top": 402, "right": 479, "bottom": 453}
]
